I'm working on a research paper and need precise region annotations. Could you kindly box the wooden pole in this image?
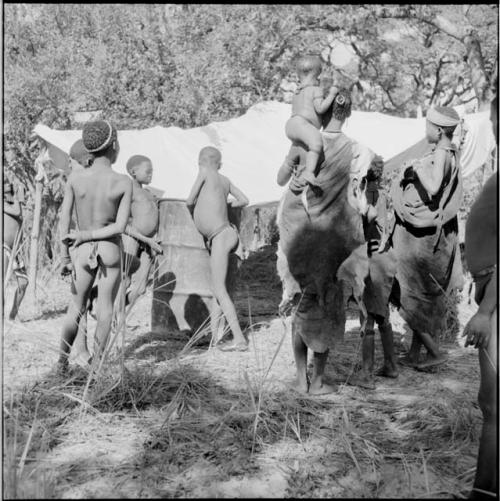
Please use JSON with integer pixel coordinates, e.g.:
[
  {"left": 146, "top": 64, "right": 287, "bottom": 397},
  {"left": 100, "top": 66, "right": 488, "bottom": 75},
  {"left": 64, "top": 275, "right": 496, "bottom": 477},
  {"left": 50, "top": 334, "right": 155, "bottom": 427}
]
[{"left": 26, "top": 178, "right": 43, "bottom": 301}]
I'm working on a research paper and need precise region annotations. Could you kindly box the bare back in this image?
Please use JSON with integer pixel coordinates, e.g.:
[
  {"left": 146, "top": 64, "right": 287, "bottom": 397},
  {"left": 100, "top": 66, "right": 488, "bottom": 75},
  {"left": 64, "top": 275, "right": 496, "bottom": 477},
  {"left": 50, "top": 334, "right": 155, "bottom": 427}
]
[
  {"left": 70, "top": 166, "right": 129, "bottom": 235},
  {"left": 291, "top": 86, "right": 323, "bottom": 129},
  {"left": 130, "top": 185, "right": 159, "bottom": 237},
  {"left": 193, "top": 169, "right": 231, "bottom": 238}
]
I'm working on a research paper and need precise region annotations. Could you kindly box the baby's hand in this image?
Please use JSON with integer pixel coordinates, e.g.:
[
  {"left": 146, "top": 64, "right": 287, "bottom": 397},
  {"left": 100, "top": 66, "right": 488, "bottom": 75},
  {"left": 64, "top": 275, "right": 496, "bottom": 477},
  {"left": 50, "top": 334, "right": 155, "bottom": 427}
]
[
  {"left": 301, "top": 170, "right": 318, "bottom": 186},
  {"left": 60, "top": 255, "right": 73, "bottom": 277}
]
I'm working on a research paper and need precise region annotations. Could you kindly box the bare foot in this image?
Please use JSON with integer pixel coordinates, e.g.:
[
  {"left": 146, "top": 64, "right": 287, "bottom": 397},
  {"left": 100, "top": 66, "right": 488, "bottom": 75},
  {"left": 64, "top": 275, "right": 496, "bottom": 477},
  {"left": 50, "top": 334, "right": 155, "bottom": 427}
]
[
  {"left": 55, "top": 360, "right": 69, "bottom": 377},
  {"left": 218, "top": 340, "right": 248, "bottom": 352},
  {"left": 74, "top": 351, "right": 92, "bottom": 369},
  {"left": 309, "top": 380, "right": 336, "bottom": 395},
  {"left": 375, "top": 365, "right": 399, "bottom": 378},
  {"left": 346, "top": 372, "right": 376, "bottom": 390},
  {"left": 288, "top": 378, "right": 309, "bottom": 394},
  {"left": 398, "top": 354, "right": 419, "bottom": 368},
  {"left": 416, "top": 353, "right": 448, "bottom": 370}
]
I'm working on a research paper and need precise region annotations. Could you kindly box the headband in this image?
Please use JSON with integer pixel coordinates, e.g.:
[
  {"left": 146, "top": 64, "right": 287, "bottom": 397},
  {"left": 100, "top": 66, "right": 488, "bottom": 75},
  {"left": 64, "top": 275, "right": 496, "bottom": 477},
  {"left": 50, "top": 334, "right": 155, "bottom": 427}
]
[{"left": 426, "top": 108, "right": 460, "bottom": 127}]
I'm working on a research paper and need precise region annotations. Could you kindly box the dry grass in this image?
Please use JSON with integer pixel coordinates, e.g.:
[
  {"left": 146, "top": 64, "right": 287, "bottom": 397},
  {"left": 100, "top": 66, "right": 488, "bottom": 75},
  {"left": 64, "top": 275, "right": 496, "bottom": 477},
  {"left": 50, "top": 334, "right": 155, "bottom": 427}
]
[{"left": 3, "top": 275, "right": 482, "bottom": 498}]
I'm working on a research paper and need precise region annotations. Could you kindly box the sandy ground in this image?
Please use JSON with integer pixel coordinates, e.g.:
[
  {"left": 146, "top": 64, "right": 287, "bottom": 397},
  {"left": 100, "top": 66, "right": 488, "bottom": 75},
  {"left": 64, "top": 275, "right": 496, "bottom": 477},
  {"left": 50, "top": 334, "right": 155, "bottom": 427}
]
[{"left": 3, "top": 277, "right": 483, "bottom": 498}]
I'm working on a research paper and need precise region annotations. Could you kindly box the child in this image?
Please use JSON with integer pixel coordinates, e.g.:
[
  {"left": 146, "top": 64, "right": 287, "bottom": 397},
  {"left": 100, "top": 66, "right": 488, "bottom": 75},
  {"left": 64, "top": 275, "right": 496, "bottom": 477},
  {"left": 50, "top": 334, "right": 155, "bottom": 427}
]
[
  {"left": 60, "top": 139, "right": 96, "bottom": 366},
  {"left": 285, "top": 55, "right": 338, "bottom": 194},
  {"left": 121, "top": 155, "right": 163, "bottom": 310},
  {"left": 3, "top": 177, "right": 28, "bottom": 321},
  {"left": 186, "top": 146, "right": 249, "bottom": 351},
  {"left": 57, "top": 120, "right": 132, "bottom": 375},
  {"left": 391, "top": 106, "right": 463, "bottom": 370},
  {"left": 348, "top": 161, "right": 399, "bottom": 390}
]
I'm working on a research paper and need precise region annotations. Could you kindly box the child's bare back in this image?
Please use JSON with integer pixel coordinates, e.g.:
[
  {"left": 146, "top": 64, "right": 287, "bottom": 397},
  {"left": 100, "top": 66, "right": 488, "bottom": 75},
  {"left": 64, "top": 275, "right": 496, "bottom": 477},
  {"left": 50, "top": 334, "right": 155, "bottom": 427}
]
[
  {"left": 193, "top": 168, "right": 231, "bottom": 239},
  {"left": 291, "top": 85, "right": 324, "bottom": 129}
]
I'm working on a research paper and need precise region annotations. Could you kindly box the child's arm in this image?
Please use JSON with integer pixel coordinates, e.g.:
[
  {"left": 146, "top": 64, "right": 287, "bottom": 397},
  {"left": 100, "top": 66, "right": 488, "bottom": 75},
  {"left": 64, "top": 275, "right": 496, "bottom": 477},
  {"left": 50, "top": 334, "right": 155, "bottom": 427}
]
[
  {"left": 414, "top": 149, "right": 446, "bottom": 196},
  {"left": 124, "top": 224, "right": 163, "bottom": 254},
  {"left": 186, "top": 169, "right": 206, "bottom": 216},
  {"left": 313, "top": 85, "right": 338, "bottom": 115},
  {"left": 62, "top": 177, "right": 133, "bottom": 246},
  {"left": 228, "top": 181, "right": 249, "bottom": 208},
  {"left": 59, "top": 177, "right": 75, "bottom": 271}
]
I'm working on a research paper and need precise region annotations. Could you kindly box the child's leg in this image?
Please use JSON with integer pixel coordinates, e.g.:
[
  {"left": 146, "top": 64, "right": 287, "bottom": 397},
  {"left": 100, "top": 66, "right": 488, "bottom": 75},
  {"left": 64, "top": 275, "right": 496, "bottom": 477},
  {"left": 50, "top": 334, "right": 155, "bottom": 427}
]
[
  {"left": 349, "top": 314, "right": 376, "bottom": 390},
  {"left": 92, "top": 242, "right": 122, "bottom": 367},
  {"left": 58, "top": 254, "right": 97, "bottom": 372},
  {"left": 210, "top": 297, "right": 226, "bottom": 343},
  {"left": 291, "top": 321, "right": 308, "bottom": 393},
  {"left": 125, "top": 251, "right": 153, "bottom": 308},
  {"left": 472, "top": 308, "right": 498, "bottom": 497},
  {"left": 375, "top": 315, "right": 399, "bottom": 378},
  {"left": 73, "top": 313, "right": 91, "bottom": 366},
  {"left": 8, "top": 271, "right": 28, "bottom": 320},
  {"left": 309, "top": 349, "right": 336, "bottom": 395},
  {"left": 210, "top": 227, "right": 247, "bottom": 349}
]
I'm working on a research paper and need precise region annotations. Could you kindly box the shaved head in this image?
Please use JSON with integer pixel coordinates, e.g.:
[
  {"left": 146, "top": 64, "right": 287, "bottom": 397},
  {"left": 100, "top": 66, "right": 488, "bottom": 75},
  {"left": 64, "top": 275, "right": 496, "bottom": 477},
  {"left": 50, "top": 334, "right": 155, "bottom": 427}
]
[{"left": 199, "top": 146, "right": 221, "bottom": 168}]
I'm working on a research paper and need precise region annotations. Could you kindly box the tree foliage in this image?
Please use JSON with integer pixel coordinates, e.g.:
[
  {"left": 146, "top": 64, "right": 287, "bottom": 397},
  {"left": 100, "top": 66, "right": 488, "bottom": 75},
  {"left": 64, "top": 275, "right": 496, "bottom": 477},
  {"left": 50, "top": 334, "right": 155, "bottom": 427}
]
[{"left": 3, "top": 4, "right": 497, "bottom": 263}]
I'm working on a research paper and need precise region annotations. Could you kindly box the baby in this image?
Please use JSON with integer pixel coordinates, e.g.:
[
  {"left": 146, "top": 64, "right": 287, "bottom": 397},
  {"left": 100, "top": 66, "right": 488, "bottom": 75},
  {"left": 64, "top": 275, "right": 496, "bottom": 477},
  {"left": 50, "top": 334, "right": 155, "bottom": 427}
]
[{"left": 285, "top": 55, "right": 338, "bottom": 193}]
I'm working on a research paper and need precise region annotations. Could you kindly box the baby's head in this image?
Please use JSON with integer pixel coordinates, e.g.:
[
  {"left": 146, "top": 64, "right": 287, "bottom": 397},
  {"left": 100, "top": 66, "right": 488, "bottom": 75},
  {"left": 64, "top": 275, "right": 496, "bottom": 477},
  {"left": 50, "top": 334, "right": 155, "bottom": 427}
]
[
  {"left": 296, "top": 55, "right": 322, "bottom": 82},
  {"left": 69, "top": 139, "right": 94, "bottom": 170},
  {"left": 126, "top": 155, "right": 153, "bottom": 185},
  {"left": 425, "top": 106, "right": 460, "bottom": 144},
  {"left": 82, "top": 120, "right": 120, "bottom": 164},
  {"left": 198, "top": 146, "right": 221, "bottom": 170}
]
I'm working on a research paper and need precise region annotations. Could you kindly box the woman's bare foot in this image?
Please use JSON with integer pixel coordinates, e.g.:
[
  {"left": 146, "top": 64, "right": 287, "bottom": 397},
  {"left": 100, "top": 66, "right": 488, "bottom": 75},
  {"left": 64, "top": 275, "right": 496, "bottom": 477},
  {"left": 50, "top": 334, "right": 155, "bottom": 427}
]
[
  {"left": 416, "top": 353, "right": 448, "bottom": 370},
  {"left": 309, "top": 379, "right": 336, "bottom": 395},
  {"left": 398, "top": 354, "right": 419, "bottom": 368},
  {"left": 346, "top": 372, "right": 376, "bottom": 390},
  {"left": 289, "top": 377, "right": 309, "bottom": 394},
  {"left": 375, "top": 364, "right": 399, "bottom": 378}
]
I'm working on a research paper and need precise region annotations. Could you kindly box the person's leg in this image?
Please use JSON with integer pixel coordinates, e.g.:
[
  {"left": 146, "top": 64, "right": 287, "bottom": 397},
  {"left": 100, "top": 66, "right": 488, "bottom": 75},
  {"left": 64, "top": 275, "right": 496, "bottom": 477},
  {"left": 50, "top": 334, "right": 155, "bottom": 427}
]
[
  {"left": 471, "top": 309, "right": 498, "bottom": 498},
  {"left": 399, "top": 330, "right": 422, "bottom": 367},
  {"left": 57, "top": 247, "right": 97, "bottom": 374},
  {"left": 8, "top": 271, "right": 28, "bottom": 320},
  {"left": 291, "top": 321, "right": 309, "bottom": 393},
  {"left": 91, "top": 242, "right": 122, "bottom": 369},
  {"left": 125, "top": 251, "right": 152, "bottom": 308},
  {"left": 72, "top": 313, "right": 91, "bottom": 367},
  {"left": 348, "top": 315, "right": 376, "bottom": 390},
  {"left": 309, "top": 349, "right": 336, "bottom": 395},
  {"left": 415, "top": 331, "right": 447, "bottom": 369},
  {"left": 210, "top": 227, "right": 247, "bottom": 350},
  {"left": 376, "top": 314, "right": 399, "bottom": 378},
  {"left": 210, "top": 297, "right": 226, "bottom": 344}
]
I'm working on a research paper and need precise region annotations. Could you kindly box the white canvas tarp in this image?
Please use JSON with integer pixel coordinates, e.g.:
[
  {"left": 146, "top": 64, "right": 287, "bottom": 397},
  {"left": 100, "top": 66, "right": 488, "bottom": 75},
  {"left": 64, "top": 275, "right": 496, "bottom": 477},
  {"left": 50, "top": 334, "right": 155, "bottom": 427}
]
[{"left": 34, "top": 101, "right": 495, "bottom": 204}]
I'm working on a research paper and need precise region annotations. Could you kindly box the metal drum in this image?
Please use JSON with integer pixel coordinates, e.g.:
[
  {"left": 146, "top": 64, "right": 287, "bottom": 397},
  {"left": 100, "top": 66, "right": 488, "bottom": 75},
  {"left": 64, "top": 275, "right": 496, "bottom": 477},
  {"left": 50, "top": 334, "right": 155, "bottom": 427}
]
[{"left": 151, "top": 199, "right": 239, "bottom": 336}]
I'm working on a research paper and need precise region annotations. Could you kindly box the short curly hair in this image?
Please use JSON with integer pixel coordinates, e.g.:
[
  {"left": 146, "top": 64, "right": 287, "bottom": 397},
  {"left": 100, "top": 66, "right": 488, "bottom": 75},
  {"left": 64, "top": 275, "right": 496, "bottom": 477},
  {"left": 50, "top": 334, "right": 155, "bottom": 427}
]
[
  {"left": 82, "top": 120, "right": 117, "bottom": 154},
  {"left": 331, "top": 89, "right": 352, "bottom": 122}
]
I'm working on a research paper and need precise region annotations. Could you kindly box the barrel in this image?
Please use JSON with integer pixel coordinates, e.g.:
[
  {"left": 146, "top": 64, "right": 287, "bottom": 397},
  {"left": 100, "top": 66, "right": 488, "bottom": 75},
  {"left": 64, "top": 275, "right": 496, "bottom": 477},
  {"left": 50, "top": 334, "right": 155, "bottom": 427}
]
[{"left": 151, "top": 199, "right": 239, "bottom": 337}]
